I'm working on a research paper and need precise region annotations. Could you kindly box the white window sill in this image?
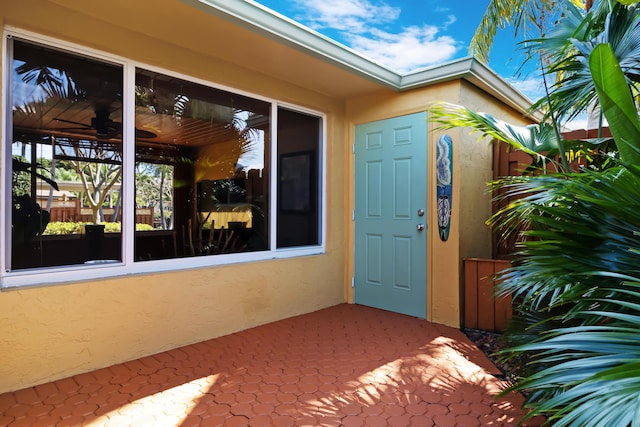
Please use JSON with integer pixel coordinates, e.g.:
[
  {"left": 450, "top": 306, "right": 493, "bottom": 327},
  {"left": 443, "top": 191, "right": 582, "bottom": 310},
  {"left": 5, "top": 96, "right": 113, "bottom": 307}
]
[{"left": 1, "top": 246, "right": 325, "bottom": 290}]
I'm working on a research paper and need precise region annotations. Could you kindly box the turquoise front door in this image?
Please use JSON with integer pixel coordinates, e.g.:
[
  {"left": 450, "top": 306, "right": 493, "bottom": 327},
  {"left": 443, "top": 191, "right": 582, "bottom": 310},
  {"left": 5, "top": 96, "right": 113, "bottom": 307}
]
[{"left": 354, "top": 112, "right": 428, "bottom": 319}]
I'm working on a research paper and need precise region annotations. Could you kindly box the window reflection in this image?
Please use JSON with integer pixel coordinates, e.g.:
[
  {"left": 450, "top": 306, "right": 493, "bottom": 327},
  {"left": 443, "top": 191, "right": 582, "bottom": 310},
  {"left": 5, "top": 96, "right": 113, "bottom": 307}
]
[
  {"left": 11, "top": 40, "right": 123, "bottom": 269},
  {"left": 277, "top": 108, "right": 321, "bottom": 248},
  {"left": 6, "top": 37, "right": 322, "bottom": 275},
  {"left": 133, "top": 69, "right": 270, "bottom": 260}
]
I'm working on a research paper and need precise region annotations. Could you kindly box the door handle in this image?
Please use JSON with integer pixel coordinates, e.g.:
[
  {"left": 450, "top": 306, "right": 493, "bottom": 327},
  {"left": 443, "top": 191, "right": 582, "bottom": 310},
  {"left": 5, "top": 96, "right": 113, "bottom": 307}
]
[{"left": 416, "top": 224, "right": 425, "bottom": 231}]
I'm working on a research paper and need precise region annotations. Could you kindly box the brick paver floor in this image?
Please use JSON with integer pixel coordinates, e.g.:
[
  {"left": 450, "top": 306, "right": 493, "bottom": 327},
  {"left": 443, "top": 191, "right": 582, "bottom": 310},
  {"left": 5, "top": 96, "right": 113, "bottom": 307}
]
[{"left": 0, "top": 304, "right": 541, "bottom": 426}]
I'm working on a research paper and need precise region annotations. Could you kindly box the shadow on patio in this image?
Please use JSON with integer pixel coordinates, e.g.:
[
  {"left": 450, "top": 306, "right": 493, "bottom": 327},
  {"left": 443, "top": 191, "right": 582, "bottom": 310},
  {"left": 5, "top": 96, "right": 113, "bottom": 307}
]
[{"left": 0, "top": 304, "right": 541, "bottom": 426}]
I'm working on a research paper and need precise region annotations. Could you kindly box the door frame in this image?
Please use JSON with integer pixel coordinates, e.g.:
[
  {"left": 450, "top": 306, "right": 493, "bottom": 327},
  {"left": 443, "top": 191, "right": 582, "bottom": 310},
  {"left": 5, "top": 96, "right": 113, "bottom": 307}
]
[{"left": 352, "top": 111, "right": 429, "bottom": 319}]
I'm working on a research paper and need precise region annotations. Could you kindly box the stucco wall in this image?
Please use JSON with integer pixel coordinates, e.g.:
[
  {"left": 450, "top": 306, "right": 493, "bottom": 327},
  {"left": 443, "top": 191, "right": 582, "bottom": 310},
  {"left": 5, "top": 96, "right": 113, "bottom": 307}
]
[
  {"left": 0, "top": 0, "right": 348, "bottom": 392},
  {"left": 0, "top": 0, "right": 534, "bottom": 393},
  {"left": 456, "top": 81, "right": 534, "bottom": 262}
]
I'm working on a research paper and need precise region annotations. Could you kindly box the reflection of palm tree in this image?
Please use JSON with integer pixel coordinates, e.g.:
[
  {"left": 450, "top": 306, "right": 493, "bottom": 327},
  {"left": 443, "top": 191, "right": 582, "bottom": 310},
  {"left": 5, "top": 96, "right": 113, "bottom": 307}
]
[
  {"left": 15, "top": 59, "right": 80, "bottom": 100},
  {"left": 13, "top": 42, "right": 123, "bottom": 225},
  {"left": 140, "top": 84, "right": 262, "bottom": 165}
]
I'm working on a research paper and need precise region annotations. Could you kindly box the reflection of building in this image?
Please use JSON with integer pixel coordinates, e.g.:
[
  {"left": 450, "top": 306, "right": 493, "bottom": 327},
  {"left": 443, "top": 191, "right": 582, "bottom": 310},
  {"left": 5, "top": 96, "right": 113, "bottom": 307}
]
[{"left": 36, "top": 187, "right": 78, "bottom": 221}]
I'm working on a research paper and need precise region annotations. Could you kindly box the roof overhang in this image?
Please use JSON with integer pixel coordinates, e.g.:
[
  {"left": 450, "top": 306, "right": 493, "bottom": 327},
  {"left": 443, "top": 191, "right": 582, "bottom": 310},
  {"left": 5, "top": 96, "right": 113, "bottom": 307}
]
[{"left": 180, "top": 0, "right": 535, "bottom": 117}]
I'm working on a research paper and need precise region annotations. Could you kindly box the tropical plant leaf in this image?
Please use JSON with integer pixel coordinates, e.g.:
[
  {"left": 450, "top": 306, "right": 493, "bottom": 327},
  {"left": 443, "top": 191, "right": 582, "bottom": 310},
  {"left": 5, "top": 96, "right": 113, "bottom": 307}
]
[
  {"left": 12, "top": 158, "right": 59, "bottom": 191},
  {"left": 589, "top": 43, "right": 640, "bottom": 164},
  {"left": 489, "top": 164, "right": 640, "bottom": 424},
  {"left": 431, "top": 103, "right": 570, "bottom": 166},
  {"left": 530, "top": 1, "right": 640, "bottom": 126},
  {"left": 469, "top": 0, "right": 584, "bottom": 63}
]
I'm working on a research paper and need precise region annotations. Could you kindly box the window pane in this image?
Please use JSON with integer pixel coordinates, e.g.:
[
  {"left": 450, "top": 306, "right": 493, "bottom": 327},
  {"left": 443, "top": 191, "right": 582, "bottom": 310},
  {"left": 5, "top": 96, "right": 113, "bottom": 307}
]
[
  {"left": 10, "top": 40, "right": 123, "bottom": 270},
  {"left": 276, "top": 108, "right": 321, "bottom": 248},
  {"left": 134, "top": 69, "right": 270, "bottom": 260}
]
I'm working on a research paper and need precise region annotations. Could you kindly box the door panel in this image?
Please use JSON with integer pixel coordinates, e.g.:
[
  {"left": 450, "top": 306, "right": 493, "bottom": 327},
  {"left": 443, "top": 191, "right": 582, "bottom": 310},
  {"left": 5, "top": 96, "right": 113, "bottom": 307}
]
[{"left": 354, "top": 112, "right": 428, "bottom": 318}]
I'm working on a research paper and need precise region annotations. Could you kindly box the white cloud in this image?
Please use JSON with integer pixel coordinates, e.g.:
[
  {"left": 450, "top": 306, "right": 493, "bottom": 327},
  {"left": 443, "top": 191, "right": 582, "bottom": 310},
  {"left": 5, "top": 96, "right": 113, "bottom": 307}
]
[
  {"left": 294, "top": 0, "right": 400, "bottom": 32},
  {"left": 292, "top": 0, "right": 461, "bottom": 72},
  {"left": 443, "top": 14, "right": 457, "bottom": 28},
  {"left": 347, "top": 26, "right": 459, "bottom": 72}
]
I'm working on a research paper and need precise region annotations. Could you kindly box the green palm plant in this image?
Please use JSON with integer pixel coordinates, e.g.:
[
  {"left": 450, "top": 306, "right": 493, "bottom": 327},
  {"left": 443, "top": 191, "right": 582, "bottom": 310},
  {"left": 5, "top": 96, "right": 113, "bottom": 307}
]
[
  {"left": 489, "top": 16, "right": 640, "bottom": 427},
  {"left": 429, "top": 102, "right": 606, "bottom": 173},
  {"left": 491, "top": 168, "right": 640, "bottom": 426},
  {"left": 434, "top": 1, "right": 640, "bottom": 424},
  {"left": 528, "top": 0, "right": 640, "bottom": 126}
]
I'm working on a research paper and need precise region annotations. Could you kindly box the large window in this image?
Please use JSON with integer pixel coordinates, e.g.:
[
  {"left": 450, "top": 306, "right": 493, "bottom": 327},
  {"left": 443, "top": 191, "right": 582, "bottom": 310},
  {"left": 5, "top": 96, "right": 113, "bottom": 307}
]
[
  {"left": 3, "top": 35, "right": 323, "bottom": 283},
  {"left": 133, "top": 69, "right": 271, "bottom": 260}
]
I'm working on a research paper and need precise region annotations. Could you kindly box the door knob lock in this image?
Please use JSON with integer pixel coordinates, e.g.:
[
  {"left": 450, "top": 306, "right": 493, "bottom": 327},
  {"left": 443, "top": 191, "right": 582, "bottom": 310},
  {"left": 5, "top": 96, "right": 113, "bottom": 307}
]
[
  {"left": 417, "top": 209, "right": 425, "bottom": 217},
  {"left": 416, "top": 224, "right": 425, "bottom": 231}
]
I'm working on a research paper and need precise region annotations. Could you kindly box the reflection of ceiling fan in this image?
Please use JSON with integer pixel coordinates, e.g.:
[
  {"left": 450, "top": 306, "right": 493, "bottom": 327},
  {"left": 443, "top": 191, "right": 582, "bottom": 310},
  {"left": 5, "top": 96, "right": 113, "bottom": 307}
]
[{"left": 55, "top": 109, "right": 157, "bottom": 139}]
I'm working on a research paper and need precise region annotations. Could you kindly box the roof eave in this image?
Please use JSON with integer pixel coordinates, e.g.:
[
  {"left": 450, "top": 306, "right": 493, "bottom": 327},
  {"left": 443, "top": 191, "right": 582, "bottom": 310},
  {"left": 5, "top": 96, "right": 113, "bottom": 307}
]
[
  {"left": 180, "top": 0, "right": 536, "bottom": 118},
  {"left": 180, "top": 0, "right": 401, "bottom": 88},
  {"left": 401, "top": 57, "right": 539, "bottom": 119}
]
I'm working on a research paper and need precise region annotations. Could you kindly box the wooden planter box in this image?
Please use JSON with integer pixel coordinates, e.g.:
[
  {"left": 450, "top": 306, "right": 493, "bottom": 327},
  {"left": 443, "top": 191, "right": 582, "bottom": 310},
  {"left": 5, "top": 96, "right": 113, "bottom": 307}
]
[{"left": 463, "top": 258, "right": 512, "bottom": 333}]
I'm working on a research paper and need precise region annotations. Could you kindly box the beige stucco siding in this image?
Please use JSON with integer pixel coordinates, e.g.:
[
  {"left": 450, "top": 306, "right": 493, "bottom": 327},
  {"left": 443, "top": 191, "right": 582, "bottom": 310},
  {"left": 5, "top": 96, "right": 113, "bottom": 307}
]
[
  {"left": 1, "top": 257, "right": 346, "bottom": 392},
  {"left": 456, "top": 81, "right": 534, "bottom": 261},
  {"left": 0, "top": 0, "right": 349, "bottom": 392},
  {"left": 0, "top": 0, "right": 533, "bottom": 393}
]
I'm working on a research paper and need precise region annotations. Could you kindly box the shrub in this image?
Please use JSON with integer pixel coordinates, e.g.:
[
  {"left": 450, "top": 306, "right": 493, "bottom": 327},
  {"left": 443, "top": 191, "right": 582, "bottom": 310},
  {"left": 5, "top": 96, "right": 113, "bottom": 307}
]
[{"left": 43, "top": 222, "right": 155, "bottom": 235}]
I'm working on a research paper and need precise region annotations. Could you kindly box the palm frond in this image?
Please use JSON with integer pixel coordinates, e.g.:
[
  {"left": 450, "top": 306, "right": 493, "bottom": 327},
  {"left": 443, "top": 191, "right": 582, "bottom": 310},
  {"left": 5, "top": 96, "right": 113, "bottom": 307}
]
[
  {"left": 469, "top": 0, "right": 575, "bottom": 63},
  {"left": 489, "top": 165, "right": 640, "bottom": 423},
  {"left": 430, "top": 102, "right": 608, "bottom": 172},
  {"left": 430, "top": 102, "right": 560, "bottom": 159},
  {"left": 532, "top": 1, "right": 640, "bottom": 124}
]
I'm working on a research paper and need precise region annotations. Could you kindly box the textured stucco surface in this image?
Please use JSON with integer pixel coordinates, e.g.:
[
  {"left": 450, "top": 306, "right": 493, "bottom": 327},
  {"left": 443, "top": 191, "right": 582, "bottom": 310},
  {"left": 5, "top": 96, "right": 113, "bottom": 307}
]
[
  {"left": 0, "top": 0, "right": 531, "bottom": 393},
  {"left": 0, "top": 0, "right": 348, "bottom": 392}
]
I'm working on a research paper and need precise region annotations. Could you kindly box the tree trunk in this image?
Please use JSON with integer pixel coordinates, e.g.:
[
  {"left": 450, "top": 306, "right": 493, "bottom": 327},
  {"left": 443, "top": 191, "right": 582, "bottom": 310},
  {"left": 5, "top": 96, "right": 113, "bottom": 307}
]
[{"left": 159, "top": 168, "right": 166, "bottom": 230}]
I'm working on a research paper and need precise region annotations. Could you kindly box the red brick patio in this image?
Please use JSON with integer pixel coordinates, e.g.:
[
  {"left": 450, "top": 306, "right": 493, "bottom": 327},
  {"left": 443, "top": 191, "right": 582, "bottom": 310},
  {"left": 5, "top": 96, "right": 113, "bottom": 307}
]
[{"left": 0, "top": 304, "right": 540, "bottom": 426}]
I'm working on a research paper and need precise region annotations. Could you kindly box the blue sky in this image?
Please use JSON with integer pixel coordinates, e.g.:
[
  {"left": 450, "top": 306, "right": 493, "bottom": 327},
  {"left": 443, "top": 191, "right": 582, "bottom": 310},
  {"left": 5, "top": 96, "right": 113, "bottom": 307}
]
[{"left": 253, "top": 0, "right": 546, "bottom": 101}]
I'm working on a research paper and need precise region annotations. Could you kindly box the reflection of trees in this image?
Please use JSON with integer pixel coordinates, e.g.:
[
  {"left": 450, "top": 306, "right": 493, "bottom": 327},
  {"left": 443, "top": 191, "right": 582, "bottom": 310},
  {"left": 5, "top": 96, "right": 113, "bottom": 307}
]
[
  {"left": 14, "top": 44, "right": 264, "bottom": 238},
  {"left": 136, "top": 82, "right": 263, "bottom": 169},
  {"left": 13, "top": 43, "right": 123, "bottom": 225},
  {"left": 56, "top": 139, "right": 122, "bottom": 224},
  {"left": 136, "top": 163, "right": 174, "bottom": 230}
]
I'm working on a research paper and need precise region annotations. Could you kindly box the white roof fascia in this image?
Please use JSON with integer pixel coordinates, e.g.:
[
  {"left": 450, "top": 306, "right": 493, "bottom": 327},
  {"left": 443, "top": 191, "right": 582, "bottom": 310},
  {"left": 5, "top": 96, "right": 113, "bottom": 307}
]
[
  {"left": 179, "top": 0, "right": 534, "bottom": 117},
  {"left": 180, "top": 0, "right": 401, "bottom": 88},
  {"left": 402, "top": 57, "right": 538, "bottom": 119}
]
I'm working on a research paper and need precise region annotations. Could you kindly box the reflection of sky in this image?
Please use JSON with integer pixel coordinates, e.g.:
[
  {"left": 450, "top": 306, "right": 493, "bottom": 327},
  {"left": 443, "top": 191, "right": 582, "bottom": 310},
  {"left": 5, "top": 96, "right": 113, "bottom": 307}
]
[
  {"left": 12, "top": 141, "right": 52, "bottom": 161},
  {"left": 12, "top": 60, "right": 48, "bottom": 108},
  {"left": 234, "top": 110, "right": 265, "bottom": 171},
  {"left": 12, "top": 61, "right": 53, "bottom": 158}
]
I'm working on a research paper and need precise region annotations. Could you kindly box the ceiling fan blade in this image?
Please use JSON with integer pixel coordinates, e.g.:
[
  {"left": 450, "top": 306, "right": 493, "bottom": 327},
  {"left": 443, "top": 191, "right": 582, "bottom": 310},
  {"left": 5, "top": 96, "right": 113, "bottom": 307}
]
[
  {"left": 54, "top": 118, "right": 93, "bottom": 128},
  {"left": 54, "top": 116, "right": 156, "bottom": 139},
  {"left": 54, "top": 127, "right": 92, "bottom": 131},
  {"left": 135, "top": 128, "right": 157, "bottom": 138}
]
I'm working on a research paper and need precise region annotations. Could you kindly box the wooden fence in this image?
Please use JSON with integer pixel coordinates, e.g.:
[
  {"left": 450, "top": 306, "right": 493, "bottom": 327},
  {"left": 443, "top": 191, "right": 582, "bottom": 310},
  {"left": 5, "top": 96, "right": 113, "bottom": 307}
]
[
  {"left": 48, "top": 204, "right": 154, "bottom": 226},
  {"left": 463, "top": 258, "right": 512, "bottom": 333}
]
